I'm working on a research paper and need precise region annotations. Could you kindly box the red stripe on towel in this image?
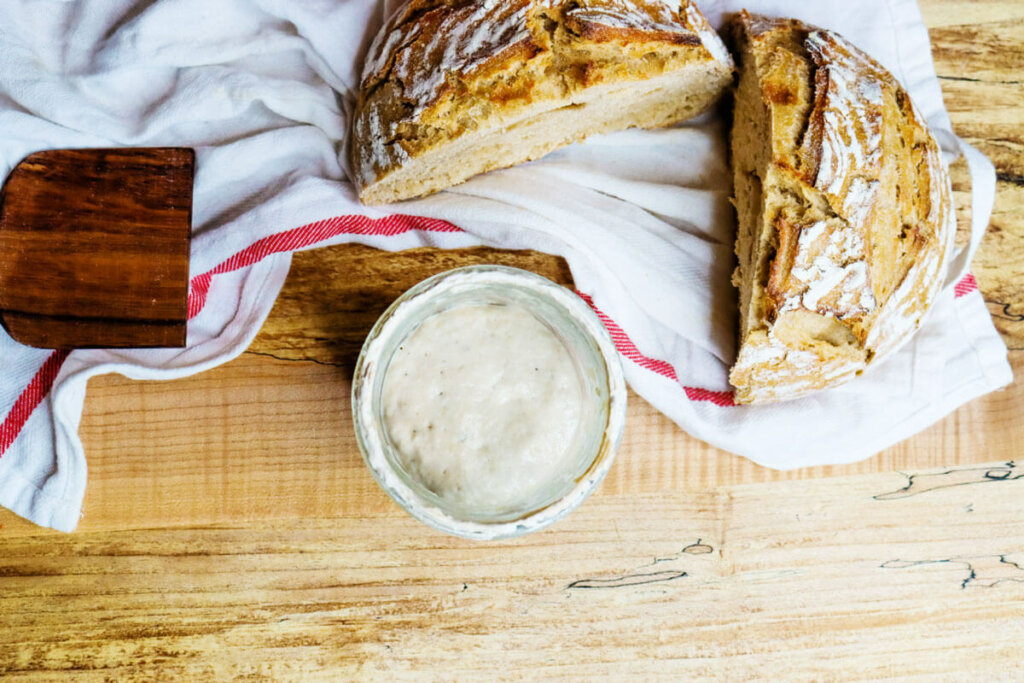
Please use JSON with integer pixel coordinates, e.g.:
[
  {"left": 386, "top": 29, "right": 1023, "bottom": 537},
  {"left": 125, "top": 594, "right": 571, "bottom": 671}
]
[
  {"left": 954, "top": 273, "right": 978, "bottom": 298},
  {"left": 188, "top": 213, "right": 463, "bottom": 319},
  {"left": 0, "top": 350, "right": 71, "bottom": 457},
  {"left": 576, "top": 291, "right": 735, "bottom": 407}
]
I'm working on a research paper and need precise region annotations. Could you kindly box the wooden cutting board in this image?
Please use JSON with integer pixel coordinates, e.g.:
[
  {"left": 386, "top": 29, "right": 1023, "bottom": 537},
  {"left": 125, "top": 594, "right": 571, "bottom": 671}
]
[
  {"left": 1, "top": 1, "right": 1023, "bottom": 678},
  {"left": 0, "top": 148, "right": 192, "bottom": 348}
]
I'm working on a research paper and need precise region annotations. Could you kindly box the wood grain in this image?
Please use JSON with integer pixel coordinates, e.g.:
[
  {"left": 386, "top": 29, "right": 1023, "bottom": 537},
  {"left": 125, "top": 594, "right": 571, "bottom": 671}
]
[
  {"left": 1, "top": 2, "right": 1023, "bottom": 679},
  {"left": 922, "top": 0, "right": 1024, "bottom": 350},
  {"left": 0, "top": 148, "right": 192, "bottom": 349},
  {"left": 2, "top": 472, "right": 1023, "bottom": 679}
]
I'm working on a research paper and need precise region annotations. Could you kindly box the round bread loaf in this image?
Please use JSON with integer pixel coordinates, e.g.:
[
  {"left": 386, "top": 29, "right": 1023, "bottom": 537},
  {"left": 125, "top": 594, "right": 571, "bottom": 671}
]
[
  {"left": 351, "top": 0, "right": 734, "bottom": 204},
  {"left": 726, "top": 12, "right": 955, "bottom": 404}
]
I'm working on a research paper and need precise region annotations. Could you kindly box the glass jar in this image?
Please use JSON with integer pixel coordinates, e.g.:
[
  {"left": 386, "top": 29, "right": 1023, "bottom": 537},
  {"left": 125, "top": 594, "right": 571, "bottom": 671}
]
[{"left": 352, "top": 265, "right": 627, "bottom": 540}]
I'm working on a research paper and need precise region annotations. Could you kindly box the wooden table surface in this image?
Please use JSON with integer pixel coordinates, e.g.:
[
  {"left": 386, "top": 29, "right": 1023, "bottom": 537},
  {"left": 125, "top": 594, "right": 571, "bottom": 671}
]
[{"left": 3, "top": 2, "right": 1023, "bottom": 679}]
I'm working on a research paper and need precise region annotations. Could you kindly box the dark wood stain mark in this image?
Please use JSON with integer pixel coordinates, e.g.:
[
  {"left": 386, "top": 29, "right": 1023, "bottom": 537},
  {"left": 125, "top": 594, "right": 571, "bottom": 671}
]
[
  {"left": 880, "top": 555, "right": 1024, "bottom": 590},
  {"left": 997, "top": 172, "right": 1024, "bottom": 187},
  {"left": 642, "top": 539, "right": 715, "bottom": 567},
  {"left": 244, "top": 349, "right": 345, "bottom": 368},
  {"left": 567, "top": 540, "right": 712, "bottom": 590},
  {"left": 873, "top": 462, "right": 1021, "bottom": 500},
  {"left": 682, "top": 539, "right": 714, "bottom": 555},
  {"left": 566, "top": 570, "right": 688, "bottom": 590},
  {"left": 987, "top": 300, "right": 1024, "bottom": 322},
  {"left": 938, "top": 75, "right": 1022, "bottom": 86}
]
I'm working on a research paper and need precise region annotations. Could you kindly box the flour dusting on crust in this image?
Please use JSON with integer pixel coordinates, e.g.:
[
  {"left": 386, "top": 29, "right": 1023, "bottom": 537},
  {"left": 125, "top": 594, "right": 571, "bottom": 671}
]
[
  {"left": 565, "top": 0, "right": 681, "bottom": 32},
  {"left": 390, "top": 2, "right": 532, "bottom": 116},
  {"left": 779, "top": 219, "right": 876, "bottom": 319}
]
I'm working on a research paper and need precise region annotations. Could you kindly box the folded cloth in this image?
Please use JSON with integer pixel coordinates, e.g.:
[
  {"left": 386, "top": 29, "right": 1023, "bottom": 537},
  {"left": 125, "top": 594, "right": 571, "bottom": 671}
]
[{"left": 0, "top": 0, "right": 1011, "bottom": 532}]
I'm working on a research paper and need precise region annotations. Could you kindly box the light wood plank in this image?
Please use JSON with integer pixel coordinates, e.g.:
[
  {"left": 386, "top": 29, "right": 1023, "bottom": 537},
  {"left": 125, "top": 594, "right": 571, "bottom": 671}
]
[{"left": 2, "top": 470, "right": 1023, "bottom": 679}]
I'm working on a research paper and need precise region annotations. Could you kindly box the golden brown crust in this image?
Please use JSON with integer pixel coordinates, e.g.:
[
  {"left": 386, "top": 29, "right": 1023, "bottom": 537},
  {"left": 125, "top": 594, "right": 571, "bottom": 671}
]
[
  {"left": 727, "top": 11, "right": 955, "bottom": 404},
  {"left": 351, "top": 0, "right": 733, "bottom": 203}
]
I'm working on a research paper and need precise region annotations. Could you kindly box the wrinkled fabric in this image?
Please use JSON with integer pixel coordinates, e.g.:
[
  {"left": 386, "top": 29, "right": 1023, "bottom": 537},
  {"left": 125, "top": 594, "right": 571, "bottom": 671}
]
[{"left": 0, "top": 0, "right": 1010, "bottom": 531}]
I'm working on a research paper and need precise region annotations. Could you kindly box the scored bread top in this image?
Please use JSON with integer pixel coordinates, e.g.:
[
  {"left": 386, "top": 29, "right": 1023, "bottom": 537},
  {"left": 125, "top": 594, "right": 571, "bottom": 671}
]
[
  {"left": 351, "top": 0, "right": 732, "bottom": 201},
  {"left": 728, "top": 12, "right": 954, "bottom": 403}
]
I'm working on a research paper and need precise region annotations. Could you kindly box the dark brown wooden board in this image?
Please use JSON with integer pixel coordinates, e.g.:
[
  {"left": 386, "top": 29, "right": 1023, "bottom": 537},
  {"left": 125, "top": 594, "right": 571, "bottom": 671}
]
[{"left": 0, "top": 148, "right": 193, "bottom": 349}]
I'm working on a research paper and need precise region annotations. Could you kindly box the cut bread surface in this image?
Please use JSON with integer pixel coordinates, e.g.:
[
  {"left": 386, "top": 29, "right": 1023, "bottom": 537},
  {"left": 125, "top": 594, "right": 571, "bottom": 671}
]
[
  {"left": 352, "top": 0, "right": 734, "bottom": 204},
  {"left": 361, "top": 62, "right": 729, "bottom": 204}
]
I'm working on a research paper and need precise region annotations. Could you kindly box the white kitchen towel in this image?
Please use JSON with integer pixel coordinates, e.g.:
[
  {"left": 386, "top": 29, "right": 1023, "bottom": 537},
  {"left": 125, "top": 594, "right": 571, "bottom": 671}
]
[{"left": 0, "top": 0, "right": 1012, "bottom": 532}]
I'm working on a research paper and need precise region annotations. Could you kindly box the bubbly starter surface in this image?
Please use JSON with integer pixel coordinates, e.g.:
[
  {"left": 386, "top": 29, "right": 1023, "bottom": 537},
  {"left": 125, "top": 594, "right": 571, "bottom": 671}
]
[{"left": 381, "top": 303, "right": 585, "bottom": 515}]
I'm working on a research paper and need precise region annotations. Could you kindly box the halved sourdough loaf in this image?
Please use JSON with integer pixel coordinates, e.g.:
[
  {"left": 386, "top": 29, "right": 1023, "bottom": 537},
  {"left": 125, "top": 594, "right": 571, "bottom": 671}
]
[
  {"left": 727, "top": 12, "right": 955, "bottom": 404},
  {"left": 351, "top": 0, "right": 734, "bottom": 204}
]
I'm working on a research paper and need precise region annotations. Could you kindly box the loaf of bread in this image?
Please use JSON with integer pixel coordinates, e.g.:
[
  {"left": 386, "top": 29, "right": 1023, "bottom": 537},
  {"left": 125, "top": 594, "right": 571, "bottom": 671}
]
[
  {"left": 726, "top": 12, "right": 955, "bottom": 404},
  {"left": 351, "top": 0, "right": 734, "bottom": 204}
]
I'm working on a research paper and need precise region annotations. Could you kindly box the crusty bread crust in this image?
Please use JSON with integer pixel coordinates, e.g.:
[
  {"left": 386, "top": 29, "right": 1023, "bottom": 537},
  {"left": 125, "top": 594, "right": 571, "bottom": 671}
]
[
  {"left": 351, "top": 0, "right": 734, "bottom": 204},
  {"left": 727, "top": 12, "right": 955, "bottom": 404}
]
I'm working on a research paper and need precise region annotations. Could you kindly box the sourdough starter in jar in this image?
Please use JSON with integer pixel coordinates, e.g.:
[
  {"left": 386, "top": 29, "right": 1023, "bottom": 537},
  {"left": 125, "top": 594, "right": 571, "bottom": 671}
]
[{"left": 380, "top": 303, "right": 585, "bottom": 515}]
